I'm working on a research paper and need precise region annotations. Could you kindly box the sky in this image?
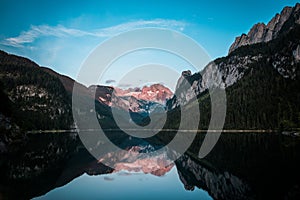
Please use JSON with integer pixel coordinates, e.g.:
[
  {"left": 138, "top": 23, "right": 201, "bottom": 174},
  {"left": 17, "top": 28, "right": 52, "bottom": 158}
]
[
  {"left": 33, "top": 168, "right": 212, "bottom": 199},
  {"left": 0, "top": 0, "right": 299, "bottom": 89}
]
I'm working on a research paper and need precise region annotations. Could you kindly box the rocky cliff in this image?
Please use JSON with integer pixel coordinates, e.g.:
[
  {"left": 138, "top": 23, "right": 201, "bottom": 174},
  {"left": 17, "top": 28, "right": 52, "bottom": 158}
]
[
  {"left": 166, "top": 3, "right": 300, "bottom": 129},
  {"left": 229, "top": 3, "right": 300, "bottom": 53}
]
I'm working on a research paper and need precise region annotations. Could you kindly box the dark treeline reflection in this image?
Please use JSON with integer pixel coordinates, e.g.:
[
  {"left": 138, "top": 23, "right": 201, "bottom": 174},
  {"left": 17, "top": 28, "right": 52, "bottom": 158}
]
[
  {"left": 0, "top": 132, "right": 299, "bottom": 200},
  {"left": 175, "top": 133, "right": 300, "bottom": 199}
]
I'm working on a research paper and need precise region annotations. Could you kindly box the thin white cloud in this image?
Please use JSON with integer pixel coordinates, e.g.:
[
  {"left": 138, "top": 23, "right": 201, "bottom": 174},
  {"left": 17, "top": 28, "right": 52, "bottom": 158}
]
[
  {"left": 1, "top": 19, "right": 187, "bottom": 48},
  {"left": 105, "top": 79, "right": 116, "bottom": 84}
]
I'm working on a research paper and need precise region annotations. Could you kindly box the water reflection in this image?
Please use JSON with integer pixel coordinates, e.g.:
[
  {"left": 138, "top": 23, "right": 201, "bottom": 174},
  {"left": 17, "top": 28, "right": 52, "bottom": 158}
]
[
  {"left": 34, "top": 168, "right": 212, "bottom": 200},
  {"left": 0, "top": 132, "right": 299, "bottom": 199},
  {"left": 99, "top": 144, "right": 174, "bottom": 176}
]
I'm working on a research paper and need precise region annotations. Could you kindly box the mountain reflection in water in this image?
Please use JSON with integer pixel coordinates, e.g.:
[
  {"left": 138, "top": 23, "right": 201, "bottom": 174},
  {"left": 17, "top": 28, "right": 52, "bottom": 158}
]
[
  {"left": 0, "top": 132, "right": 299, "bottom": 200},
  {"left": 98, "top": 144, "right": 174, "bottom": 176}
]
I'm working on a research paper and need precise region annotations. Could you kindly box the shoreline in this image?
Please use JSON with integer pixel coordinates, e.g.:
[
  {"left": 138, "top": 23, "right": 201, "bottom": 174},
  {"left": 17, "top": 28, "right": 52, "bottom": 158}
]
[{"left": 26, "top": 129, "right": 287, "bottom": 134}]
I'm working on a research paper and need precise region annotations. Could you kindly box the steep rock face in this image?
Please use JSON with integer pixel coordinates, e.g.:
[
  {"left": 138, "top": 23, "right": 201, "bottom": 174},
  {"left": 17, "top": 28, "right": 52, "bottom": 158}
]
[
  {"left": 229, "top": 3, "right": 300, "bottom": 53},
  {"left": 168, "top": 4, "right": 300, "bottom": 111},
  {"left": 293, "top": 44, "right": 300, "bottom": 61},
  {"left": 167, "top": 54, "right": 262, "bottom": 109},
  {"left": 167, "top": 70, "right": 201, "bottom": 109}
]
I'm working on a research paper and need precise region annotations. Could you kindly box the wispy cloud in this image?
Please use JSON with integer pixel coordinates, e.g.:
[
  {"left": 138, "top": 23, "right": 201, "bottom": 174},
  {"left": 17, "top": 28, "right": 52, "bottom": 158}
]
[
  {"left": 1, "top": 19, "right": 187, "bottom": 48},
  {"left": 1, "top": 25, "right": 93, "bottom": 47},
  {"left": 105, "top": 79, "right": 116, "bottom": 84}
]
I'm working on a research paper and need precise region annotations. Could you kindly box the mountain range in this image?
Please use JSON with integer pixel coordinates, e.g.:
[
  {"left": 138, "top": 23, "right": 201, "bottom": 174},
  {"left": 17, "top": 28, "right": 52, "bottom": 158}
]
[
  {"left": 0, "top": 50, "right": 172, "bottom": 130},
  {"left": 1, "top": 3, "right": 300, "bottom": 142},
  {"left": 166, "top": 3, "right": 300, "bottom": 130},
  {"left": 229, "top": 3, "right": 300, "bottom": 53},
  {"left": 1, "top": 4, "right": 300, "bottom": 200}
]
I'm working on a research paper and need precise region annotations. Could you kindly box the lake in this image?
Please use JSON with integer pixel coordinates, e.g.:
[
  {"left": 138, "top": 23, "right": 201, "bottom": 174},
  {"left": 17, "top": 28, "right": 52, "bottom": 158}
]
[{"left": 0, "top": 131, "right": 300, "bottom": 199}]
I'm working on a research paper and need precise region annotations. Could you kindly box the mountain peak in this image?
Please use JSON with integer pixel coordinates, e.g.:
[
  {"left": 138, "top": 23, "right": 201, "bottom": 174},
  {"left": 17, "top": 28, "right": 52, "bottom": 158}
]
[
  {"left": 229, "top": 3, "right": 299, "bottom": 54},
  {"left": 114, "top": 83, "right": 173, "bottom": 104}
]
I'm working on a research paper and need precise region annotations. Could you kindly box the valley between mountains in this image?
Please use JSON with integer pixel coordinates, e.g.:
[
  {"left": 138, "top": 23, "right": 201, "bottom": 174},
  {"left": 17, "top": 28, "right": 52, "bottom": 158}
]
[
  {"left": 1, "top": 4, "right": 300, "bottom": 139},
  {"left": 1, "top": 3, "right": 300, "bottom": 200}
]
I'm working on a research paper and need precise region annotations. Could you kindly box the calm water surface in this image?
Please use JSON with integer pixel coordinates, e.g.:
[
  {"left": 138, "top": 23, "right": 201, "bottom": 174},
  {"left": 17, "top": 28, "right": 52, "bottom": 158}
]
[
  {"left": 0, "top": 132, "right": 299, "bottom": 200},
  {"left": 34, "top": 167, "right": 212, "bottom": 200}
]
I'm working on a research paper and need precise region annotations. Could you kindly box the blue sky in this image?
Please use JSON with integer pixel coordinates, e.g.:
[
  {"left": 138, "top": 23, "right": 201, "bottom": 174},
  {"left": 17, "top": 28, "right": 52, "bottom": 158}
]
[{"left": 0, "top": 0, "right": 299, "bottom": 88}]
